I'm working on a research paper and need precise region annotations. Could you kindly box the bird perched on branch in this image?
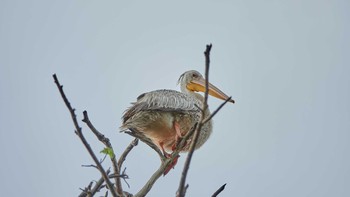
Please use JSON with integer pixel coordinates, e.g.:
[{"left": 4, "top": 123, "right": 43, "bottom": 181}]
[{"left": 121, "top": 70, "right": 234, "bottom": 174}]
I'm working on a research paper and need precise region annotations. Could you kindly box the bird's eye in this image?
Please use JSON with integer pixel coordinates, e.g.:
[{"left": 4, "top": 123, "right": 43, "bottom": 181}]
[{"left": 192, "top": 73, "right": 198, "bottom": 78}]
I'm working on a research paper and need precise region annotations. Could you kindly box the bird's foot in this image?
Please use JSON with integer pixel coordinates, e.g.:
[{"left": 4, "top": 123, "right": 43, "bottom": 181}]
[
  {"left": 159, "top": 141, "right": 180, "bottom": 175},
  {"left": 171, "top": 138, "right": 189, "bottom": 151},
  {"left": 163, "top": 153, "right": 180, "bottom": 175}
]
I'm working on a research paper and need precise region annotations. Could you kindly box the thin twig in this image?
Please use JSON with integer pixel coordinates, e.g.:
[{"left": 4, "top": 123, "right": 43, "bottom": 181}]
[
  {"left": 211, "top": 183, "right": 226, "bottom": 197},
  {"left": 176, "top": 44, "right": 212, "bottom": 197},
  {"left": 176, "top": 121, "right": 203, "bottom": 197},
  {"left": 194, "top": 104, "right": 204, "bottom": 112},
  {"left": 203, "top": 96, "right": 232, "bottom": 124},
  {"left": 82, "top": 164, "right": 98, "bottom": 169},
  {"left": 82, "top": 111, "right": 123, "bottom": 196},
  {"left": 121, "top": 168, "right": 131, "bottom": 188},
  {"left": 53, "top": 74, "right": 118, "bottom": 197},
  {"left": 118, "top": 138, "right": 139, "bottom": 169},
  {"left": 110, "top": 167, "right": 130, "bottom": 189},
  {"left": 203, "top": 44, "right": 212, "bottom": 108},
  {"left": 79, "top": 169, "right": 112, "bottom": 197},
  {"left": 78, "top": 181, "right": 93, "bottom": 197}
]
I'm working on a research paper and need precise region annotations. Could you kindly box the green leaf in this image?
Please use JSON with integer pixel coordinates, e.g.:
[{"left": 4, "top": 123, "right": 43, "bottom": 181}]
[{"left": 100, "top": 147, "right": 115, "bottom": 158}]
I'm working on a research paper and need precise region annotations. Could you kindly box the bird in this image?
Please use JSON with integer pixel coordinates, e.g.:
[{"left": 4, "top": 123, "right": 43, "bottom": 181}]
[{"left": 120, "top": 70, "right": 234, "bottom": 174}]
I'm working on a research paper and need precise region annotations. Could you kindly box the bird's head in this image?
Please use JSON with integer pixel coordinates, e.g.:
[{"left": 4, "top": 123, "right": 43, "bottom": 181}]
[{"left": 178, "top": 70, "right": 235, "bottom": 103}]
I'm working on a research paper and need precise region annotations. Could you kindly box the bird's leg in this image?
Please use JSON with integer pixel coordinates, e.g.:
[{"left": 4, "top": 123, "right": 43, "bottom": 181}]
[
  {"left": 158, "top": 141, "right": 179, "bottom": 175},
  {"left": 172, "top": 121, "right": 184, "bottom": 151},
  {"left": 159, "top": 141, "right": 171, "bottom": 158}
]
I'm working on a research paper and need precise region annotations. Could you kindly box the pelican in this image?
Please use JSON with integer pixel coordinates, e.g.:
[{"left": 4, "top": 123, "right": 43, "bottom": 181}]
[{"left": 121, "top": 70, "right": 234, "bottom": 173}]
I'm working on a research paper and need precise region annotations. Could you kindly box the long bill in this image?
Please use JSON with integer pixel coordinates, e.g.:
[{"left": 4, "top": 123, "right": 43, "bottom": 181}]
[{"left": 186, "top": 77, "right": 235, "bottom": 103}]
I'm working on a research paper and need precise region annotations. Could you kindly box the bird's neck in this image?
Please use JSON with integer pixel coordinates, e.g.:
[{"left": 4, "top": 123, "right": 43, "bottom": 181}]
[
  {"left": 180, "top": 83, "right": 189, "bottom": 93},
  {"left": 193, "top": 92, "right": 205, "bottom": 102},
  {"left": 181, "top": 85, "right": 206, "bottom": 103}
]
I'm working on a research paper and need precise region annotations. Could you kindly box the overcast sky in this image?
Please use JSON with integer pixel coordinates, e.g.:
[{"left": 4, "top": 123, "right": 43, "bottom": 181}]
[{"left": 1, "top": 0, "right": 349, "bottom": 196}]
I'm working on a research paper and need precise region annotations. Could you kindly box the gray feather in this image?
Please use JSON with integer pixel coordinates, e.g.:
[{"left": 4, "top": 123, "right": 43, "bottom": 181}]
[{"left": 122, "top": 89, "right": 201, "bottom": 124}]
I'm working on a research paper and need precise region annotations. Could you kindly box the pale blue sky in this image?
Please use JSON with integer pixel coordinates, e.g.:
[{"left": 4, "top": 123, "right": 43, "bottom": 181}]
[{"left": 1, "top": 0, "right": 349, "bottom": 196}]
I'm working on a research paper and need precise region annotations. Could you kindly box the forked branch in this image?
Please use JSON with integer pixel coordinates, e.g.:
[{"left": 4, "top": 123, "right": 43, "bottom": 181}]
[{"left": 53, "top": 74, "right": 118, "bottom": 197}]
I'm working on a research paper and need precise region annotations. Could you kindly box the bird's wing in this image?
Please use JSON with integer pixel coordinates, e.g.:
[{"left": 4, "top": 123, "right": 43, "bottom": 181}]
[{"left": 122, "top": 89, "right": 201, "bottom": 123}]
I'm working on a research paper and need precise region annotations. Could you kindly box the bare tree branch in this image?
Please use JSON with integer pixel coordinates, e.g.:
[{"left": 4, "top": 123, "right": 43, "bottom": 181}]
[
  {"left": 211, "top": 183, "right": 226, "bottom": 197},
  {"left": 53, "top": 74, "right": 118, "bottom": 197},
  {"left": 176, "top": 44, "right": 212, "bottom": 197},
  {"left": 82, "top": 111, "right": 123, "bottom": 195}
]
